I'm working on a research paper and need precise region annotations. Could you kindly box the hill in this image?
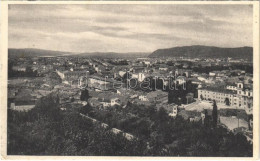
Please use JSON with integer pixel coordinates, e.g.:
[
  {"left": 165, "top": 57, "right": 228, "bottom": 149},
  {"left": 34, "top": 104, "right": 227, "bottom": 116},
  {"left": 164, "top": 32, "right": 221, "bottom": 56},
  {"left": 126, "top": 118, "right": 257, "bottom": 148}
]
[
  {"left": 149, "top": 45, "right": 253, "bottom": 60},
  {"left": 8, "top": 48, "right": 149, "bottom": 58},
  {"left": 76, "top": 52, "right": 150, "bottom": 58},
  {"left": 8, "top": 48, "right": 74, "bottom": 58}
]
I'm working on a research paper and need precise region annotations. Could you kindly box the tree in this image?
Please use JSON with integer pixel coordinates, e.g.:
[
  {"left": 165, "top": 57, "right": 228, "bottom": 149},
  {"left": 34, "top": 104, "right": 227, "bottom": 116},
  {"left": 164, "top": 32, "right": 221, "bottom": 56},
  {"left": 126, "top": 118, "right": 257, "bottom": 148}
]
[
  {"left": 247, "top": 114, "right": 253, "bottom": 130},
  {"left": 80, "top": 89, "right": 89, "bottom": 101},
  {"left": 212, "top": 100, "right": 218, "bottom": 128},
  {"left": 224, "top": 98, "right": 230, "bottom": 106},
  {"left": 200, "top": 94, "right": 204, "bottom": 100}
]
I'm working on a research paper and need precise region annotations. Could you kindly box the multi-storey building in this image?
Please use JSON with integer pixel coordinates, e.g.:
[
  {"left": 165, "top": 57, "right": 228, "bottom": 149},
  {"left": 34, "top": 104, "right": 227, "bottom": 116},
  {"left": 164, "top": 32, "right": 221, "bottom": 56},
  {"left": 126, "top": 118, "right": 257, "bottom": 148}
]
[
  {"left": 56, "top": 70, "right": 89, "bottom": 80},
  {"left": 198, "top": 82, "right": 253, "bottom": 114}
]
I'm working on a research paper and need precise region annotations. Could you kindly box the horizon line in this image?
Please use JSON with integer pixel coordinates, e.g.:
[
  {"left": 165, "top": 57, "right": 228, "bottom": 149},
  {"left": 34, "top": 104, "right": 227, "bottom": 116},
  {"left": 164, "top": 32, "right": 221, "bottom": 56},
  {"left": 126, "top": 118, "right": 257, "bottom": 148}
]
[{"left": 8, "top": 45, "right": 253, "bottom": 55}]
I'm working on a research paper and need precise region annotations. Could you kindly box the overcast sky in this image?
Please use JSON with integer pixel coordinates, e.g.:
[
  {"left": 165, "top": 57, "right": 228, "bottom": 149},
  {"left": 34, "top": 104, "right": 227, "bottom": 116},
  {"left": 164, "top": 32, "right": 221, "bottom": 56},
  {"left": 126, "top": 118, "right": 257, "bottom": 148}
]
[{"left": 9, "top": 4, "right": 253, "bottom": 53}]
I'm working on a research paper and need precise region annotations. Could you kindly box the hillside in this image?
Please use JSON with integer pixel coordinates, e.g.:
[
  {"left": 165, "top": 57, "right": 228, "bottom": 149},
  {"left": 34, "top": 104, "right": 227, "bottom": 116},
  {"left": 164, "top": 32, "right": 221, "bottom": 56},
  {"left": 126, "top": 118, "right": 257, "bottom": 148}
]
[
  {"left": 76, "top": 52, "right": 150, "bottom": 58},
  {"left": 8, "top": 48, "right": 74, "bottom": 58},
  {"left": 149, "top": 45, "right": 253, "bottom": 60},
  {"left": 8, "top": 48, "right": 149, "bottom": 58}
]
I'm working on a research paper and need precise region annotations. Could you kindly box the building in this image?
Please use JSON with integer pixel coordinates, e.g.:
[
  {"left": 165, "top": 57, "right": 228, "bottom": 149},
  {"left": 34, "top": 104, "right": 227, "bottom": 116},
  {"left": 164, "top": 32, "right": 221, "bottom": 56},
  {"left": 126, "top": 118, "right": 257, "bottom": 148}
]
[
  {"left": 88, "top": 76, "right": 111, "bottom": 85},
  {"left": 169, "top": 105, "right": 178, "bottom": 117},
  {"left": 10, "top": 102, "right": 35, "bottom": 112},
  {"left": 111, "top": 98, "right": 120, "bottom": 106},
  {"left": 131, "top": 72, "right": 147, "bottom": 82},
  {"left": 198, "top": 83, "right": 253, "bottom": 114},
  {"left": 56, "top": 70, "right": 89, "bottom": 80},
  {"left": 139, "top": 95, "right": 148, "bottom": 101},
  {"left": 88, "top": 76, "right": 117, "bottom": 91}
]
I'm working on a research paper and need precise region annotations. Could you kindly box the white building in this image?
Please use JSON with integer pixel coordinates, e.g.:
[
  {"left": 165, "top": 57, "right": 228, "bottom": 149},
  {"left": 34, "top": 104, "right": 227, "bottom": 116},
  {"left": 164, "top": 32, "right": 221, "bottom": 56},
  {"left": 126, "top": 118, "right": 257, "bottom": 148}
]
[
  {"left": 198, "top": 83, "right": 253, "bottom": 114},
  {"left": 169, "top": 105, "right": 178, "bottom": 117},
  {"left": 139, "top": 95, "right": 149, "bottom": 101}
]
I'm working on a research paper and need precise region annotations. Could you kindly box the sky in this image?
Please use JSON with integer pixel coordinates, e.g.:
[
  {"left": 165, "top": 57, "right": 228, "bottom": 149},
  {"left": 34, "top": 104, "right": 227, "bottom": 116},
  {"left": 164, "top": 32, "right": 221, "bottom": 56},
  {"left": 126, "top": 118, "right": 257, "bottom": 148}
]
[{"left": 8, "top": 4, "right": 253, "bottom": 53}]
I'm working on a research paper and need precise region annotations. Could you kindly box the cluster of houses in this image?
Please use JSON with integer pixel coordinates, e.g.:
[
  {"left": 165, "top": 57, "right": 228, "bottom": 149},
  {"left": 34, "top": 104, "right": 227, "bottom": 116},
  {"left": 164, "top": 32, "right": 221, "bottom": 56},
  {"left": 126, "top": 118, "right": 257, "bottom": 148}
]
[{"left": 8, "top": 56, "right": 253, "bottom": 143}]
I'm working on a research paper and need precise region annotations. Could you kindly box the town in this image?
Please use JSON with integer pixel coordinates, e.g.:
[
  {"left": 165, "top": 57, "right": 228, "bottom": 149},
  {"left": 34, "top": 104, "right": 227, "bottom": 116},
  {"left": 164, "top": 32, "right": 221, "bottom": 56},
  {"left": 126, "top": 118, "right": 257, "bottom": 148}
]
[
  {"left": 5, "top": 2, "right": 258, "bottom": 157},
  {"left": 7, "top": 51, "right": 253, "bottom": 156}
]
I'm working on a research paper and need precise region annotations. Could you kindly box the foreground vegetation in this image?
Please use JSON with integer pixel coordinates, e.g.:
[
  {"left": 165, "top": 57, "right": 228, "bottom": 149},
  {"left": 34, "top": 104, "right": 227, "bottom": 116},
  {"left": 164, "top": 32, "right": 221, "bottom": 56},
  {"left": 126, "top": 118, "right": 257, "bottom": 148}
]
[{"left": 8, "top": 93, "right": 252, "bottom": 156}]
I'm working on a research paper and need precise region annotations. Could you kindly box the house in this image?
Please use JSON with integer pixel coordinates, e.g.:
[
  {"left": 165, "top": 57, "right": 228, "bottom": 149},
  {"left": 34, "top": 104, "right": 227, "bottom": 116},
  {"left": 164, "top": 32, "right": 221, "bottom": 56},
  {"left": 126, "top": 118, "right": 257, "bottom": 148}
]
[
  {"left": 139, "top": 95, "right": 148, "bottom": 101},
  {"left": 132, "top": 67, "right": 145, "bottom": 73},
  {"left": 119, "top": 71, "right": 127, "bottom": 77},
  {"left": 10, "top": 102, "right": 35, "bottom": 112},
  {"left": 209, "top": 71, "right": 218, "bottom": 77},
  {"left": 101, "top": 101, "right": 111, "bottom": 108},
  {"left": 175, "top": 69, "right": 185, "bottom": 76},
  {"left": 143, "top": 61, "right": 151, "bottom": 66},
  {"left": 130, "top": 94, "right": 138, "bottom": 99},
  {"left": 169, "top": 105, "right": 178, "bottom": 117},
  {"left": 88, "top": 76, "right": 116, "bottom": 91},
  {"left": 138, "top": 73, "right": 147, "bottom": 82},
  {"left": 184, "top": 70, "right": 192, "bottom": 78},
  {"left": 197, "top": 76, "right": 207, "bottom": 82},
  {"left": 56, "top": 70, "right": 89, "bottom": 80},
  {"left": 101, "top": 123, "right": 109, "bottom": 128},
  {"left": 132, "top": 73, "right": 139, "bottom": 79},
  {"left": 111, "top": 128, "right": 122, "bottom": 134},
  {"left": 123, "top": 133, "right": 134, "bottom": 141},
  {"left": 226, "top": 84, "right": 237, "bottom": 91},
  {"left": 111, "top": 98, "right": 120, "bottom": 106},
  {"left": 189, "top": 116, "right": 201, "bottom": 122},
  {"left": 176, "top": 76, "right": 186, "bottom": 85}
]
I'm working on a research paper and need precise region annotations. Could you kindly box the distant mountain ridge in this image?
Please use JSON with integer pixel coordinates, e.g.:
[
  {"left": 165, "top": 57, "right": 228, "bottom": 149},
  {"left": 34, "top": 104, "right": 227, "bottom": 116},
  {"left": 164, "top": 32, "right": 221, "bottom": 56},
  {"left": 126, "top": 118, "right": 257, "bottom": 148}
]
[
  {"left": 8, "top": 48, "right": 74, "bottom": 57},
  {"left": 76, "top": 52, "right": 150, "bottom": 58},
  {"left": 149, "top": 45, "right": 253, "bottom": 60},
  {"left": 8, "top": 48, "right": 150, "bottom": 58},
  {"left": 9, "top": 46, "right": 253, "bottom": 60}
]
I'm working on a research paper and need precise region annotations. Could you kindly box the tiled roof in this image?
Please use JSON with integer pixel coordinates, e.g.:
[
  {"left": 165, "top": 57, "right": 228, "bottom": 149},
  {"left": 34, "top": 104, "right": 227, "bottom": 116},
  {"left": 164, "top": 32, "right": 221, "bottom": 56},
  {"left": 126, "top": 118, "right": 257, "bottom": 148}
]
[{"left": 199, "top": 86, "right": 236, "bottom": 94}]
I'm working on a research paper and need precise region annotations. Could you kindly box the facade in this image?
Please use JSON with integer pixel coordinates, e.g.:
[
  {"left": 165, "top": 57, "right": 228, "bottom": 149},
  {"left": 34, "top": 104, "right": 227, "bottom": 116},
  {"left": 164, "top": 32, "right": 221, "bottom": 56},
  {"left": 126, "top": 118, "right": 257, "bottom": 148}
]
[
  {"left": 198, "top": 83, "right": 253, "bottom": 114},
  {"left": 111, "top": 98, "right": 120, "bottom": 106},
  {"left": 131, "top": 72, "right": 147, "bottom": 82},
  {"left": 88, "top": 76, "right": 110, "bottom": 85},
  {"left": 169, "top": 105, "right": 178, "bottom": 117},
  {"left": 56, "top": 70, "right": 89, "bottom": 80},
  {"left": 10, "top": 102, "right": 35, "bottom": 112},
  {"left": 139, "top": 95, "right": 148, "bottom": 101},
  {"left": 227, "top": 85, "right": 238, "bottom": 91}
]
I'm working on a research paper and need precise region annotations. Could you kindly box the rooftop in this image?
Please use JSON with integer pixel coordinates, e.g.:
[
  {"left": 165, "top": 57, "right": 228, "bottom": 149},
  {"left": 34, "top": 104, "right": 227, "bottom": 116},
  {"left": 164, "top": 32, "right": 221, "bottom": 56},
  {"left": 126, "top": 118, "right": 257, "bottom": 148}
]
[{"left": 199, "top": 86, "right": 236, "bottom": 94}]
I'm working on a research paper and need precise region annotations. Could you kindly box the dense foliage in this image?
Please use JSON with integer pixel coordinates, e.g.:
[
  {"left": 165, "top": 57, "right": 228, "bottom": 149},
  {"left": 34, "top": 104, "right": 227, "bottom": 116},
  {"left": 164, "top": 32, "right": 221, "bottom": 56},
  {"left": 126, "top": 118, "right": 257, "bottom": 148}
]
[
  {"left": 8, "top": 93, "right": 146, "bottom": 155},
  {"left": 8, "top": 93, "right": 252, "bottom": 156},
  {"left": 80, "top": 101, "right": 252, "bottom": 156}
]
